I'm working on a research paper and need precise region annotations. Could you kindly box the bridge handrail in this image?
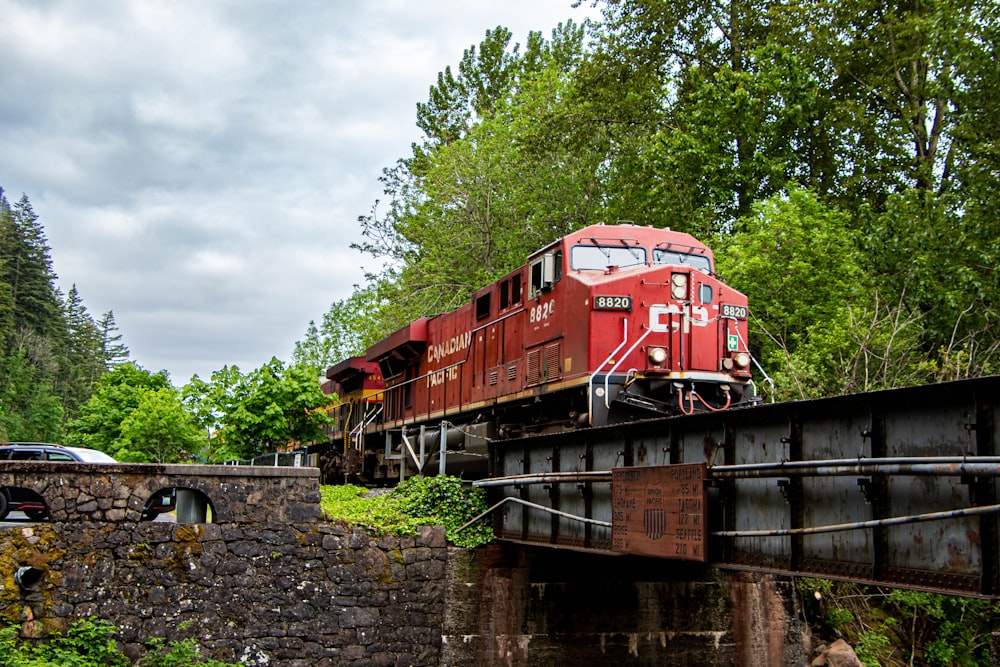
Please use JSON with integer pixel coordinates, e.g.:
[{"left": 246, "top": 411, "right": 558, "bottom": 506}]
[{"left": 474, "top": 457, "right": 1000, "bottom": 488}]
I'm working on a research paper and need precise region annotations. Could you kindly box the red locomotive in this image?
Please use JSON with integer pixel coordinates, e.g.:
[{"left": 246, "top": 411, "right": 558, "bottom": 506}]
[{"left": 324, "top": 223, "right": 754, "bottom": 483}]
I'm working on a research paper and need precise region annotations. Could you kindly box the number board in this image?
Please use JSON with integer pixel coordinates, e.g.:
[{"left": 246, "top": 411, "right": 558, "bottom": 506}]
[
  {"left": 721, "top": 304, "right": 748, "bottom": 319},
  {"left": 611, "top": 464, "right": 708, "bottom": 561},
  {"left": 594, "top": 295, "right": 632, "bottom": 311}
]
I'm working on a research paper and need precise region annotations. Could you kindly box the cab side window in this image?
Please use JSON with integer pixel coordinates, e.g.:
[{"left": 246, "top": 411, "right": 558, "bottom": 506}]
[
  {"left": 500, "top": 274, "right": 523, "bottom": 310},
  {"left": 529, "top": 251, "right": 561, "bottom": 298}
]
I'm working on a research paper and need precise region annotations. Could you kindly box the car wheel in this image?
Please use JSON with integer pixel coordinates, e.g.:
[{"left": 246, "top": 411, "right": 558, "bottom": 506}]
[{"left": 0, "top": 493, "right": 8, "bottom": 521}]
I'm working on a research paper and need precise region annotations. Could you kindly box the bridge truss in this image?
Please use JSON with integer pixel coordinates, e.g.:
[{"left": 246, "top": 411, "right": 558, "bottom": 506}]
[{"left": 478, "top": 376, "right": 1000, "bottom": 597}]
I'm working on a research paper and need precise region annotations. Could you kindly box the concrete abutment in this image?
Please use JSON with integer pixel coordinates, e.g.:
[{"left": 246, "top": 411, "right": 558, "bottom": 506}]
[{"left": 442, "top": 543, "right": 808, "bottom": 666}]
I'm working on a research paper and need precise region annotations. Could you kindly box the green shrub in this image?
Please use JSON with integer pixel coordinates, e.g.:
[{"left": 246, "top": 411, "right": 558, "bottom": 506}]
[
  {"left": 136, "top": 637, "right": 235, "bottom": 667},
  {"left": 0, "top": 617, "right": 127, "bottom": 667},
  {"left": 798, "top": 579, "right": 1000, "bottom": 667},
  {"left": 320, "top": 475, "right": 494, "bottom": 547},
  {"left": 0, "top": 618, "right": 237, "bottom": 667}
]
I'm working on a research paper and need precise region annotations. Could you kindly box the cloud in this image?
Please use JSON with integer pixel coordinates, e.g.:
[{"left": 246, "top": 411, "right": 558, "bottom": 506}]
[{"left": 0, "top": 0, "right": 597, "bottom": 383}]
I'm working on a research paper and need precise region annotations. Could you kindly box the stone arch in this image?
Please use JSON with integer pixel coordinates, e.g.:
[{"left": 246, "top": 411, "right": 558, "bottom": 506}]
[
  {"left": 140, "top": 487, "right": 177, "bottom": 521},
  {"left": 170, "top": 477, "right": 227, "bottom": 522},
  {"left": 140, "top": 485, "right": 216, "bottom": 523}
]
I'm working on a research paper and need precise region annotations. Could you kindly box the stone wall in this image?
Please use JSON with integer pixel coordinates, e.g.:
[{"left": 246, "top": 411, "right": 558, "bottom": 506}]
[
  {"left": 0, "top": 463, "right": 321, "bottom": 523},
  {"left": 0, "top": 520, "right": 448, "bottom": 666}
]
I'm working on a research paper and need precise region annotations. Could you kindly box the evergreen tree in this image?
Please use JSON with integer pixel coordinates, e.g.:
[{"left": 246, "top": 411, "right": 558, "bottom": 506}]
[
  {"left": 5, "top": 195, "right": 64, "bottom": 341},
  {"left": 0, "top": 189, "right": 130, "bottom": 437},
  {"left": 58, "top": 284, "right": 103, "bottom": 421},
  {"left": 97, "top": 310, "right": 129, "bottom": 369},
  {"left": 0, "top": 193, "right": 67, "bottom": 439}
]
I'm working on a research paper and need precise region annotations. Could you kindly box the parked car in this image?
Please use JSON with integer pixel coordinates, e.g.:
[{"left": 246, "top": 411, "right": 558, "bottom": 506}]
[
  {"left": 0, "top": 442, "right": 118, "bottom": 519},
  {"left": 0, "top": 441, "right": 118, "bottom": 463}
]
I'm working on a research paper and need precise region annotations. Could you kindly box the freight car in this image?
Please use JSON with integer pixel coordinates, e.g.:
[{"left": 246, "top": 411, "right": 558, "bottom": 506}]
[{"left": 323, "top": 223, "right": 755, "bottom": 484}]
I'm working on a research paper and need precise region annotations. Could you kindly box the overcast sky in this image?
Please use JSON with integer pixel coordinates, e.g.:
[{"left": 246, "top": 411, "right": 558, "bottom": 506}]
[{"left": 0, "top": 0, "right": 598, "bottom": 384}]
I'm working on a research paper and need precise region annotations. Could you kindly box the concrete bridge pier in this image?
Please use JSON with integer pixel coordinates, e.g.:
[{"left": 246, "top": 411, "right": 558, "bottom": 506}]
[{"left": 442, "top": 543, "right": 809, "bottom": 667}]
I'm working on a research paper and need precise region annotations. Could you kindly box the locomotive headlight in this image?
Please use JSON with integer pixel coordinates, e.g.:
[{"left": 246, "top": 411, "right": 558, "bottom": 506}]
[
  {"left": 671, "top": 273, "right": 688, "bottom": 299},
  {"left": 648, "top": 347, "right": 668, "bottom": 366},
  {"left": 735, "top": 352, "right": 751, "bottom": 369}
]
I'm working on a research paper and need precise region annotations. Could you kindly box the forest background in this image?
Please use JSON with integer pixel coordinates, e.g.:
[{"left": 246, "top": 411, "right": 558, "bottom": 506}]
[{"left": 2, "top": 1, "right": 1000, "bottom": 662}]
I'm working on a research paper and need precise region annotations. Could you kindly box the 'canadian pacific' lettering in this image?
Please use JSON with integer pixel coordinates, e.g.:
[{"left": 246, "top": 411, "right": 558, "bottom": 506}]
[{"left": 427, "top": 332, "right": 473, "bottom": 364}]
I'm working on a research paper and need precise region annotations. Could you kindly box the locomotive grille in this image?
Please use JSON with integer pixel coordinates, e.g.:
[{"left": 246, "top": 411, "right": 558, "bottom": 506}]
[
  {"left": 489, "top": 370, "right": 498, "bottom": 385},
  {"left": 546, "top": 343, "right": 561, "bottom": 380},
  {"left": 527, "top": 345, "right": 561, "bottom": 385},
  {"left": 507, "top": 364, "right": 517, "bottom": 381},
  {"left": 527, "top": 349, "right": 541, "bottom": 384}
]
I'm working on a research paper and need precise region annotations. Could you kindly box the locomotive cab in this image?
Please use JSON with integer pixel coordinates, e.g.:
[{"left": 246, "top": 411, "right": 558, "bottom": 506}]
[{"left": 551, "top": 226, "right": 755, "bottom": 425}]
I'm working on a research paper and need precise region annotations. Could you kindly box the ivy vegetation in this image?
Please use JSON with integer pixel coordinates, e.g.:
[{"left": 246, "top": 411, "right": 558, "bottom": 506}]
[{"left": 320, "top": 475, "right": 494, "bottom": 548}]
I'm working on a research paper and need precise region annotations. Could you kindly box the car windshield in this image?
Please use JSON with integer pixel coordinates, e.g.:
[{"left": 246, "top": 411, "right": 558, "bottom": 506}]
[{"left": 68, "top": 448, "right": 117, "bottom": 463}]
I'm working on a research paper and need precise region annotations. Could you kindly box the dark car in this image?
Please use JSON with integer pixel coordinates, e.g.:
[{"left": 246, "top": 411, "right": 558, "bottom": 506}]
[{"left": 0, "top": 442, "right": 117, "bottom": 519}]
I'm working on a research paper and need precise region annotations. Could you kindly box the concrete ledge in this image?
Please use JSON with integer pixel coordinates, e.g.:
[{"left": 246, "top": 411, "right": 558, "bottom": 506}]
[{"left": 0, "top": 462, "right": 320, "bottom": 478}]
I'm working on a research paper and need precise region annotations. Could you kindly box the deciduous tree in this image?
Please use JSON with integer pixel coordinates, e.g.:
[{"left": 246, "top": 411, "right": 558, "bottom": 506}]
[{"left": 185, "top": 359, "right": 333, "bottom": 462}]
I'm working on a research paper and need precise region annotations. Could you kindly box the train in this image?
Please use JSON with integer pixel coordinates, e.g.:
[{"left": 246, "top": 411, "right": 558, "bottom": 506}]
[{"left": 321, "top": 223, "right": 755, "bottom": 484}]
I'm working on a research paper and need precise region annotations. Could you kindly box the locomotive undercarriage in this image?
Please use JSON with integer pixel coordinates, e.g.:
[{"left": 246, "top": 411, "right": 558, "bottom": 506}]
[
  {"left": 613, "top": 376, "right": 754, "bottom": 421},
  {"left": 320, "top": 375, "right": 754, "bottom": 485}
]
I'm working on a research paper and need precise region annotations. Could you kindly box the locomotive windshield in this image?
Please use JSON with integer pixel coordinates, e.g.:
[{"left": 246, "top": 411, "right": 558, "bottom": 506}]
[
  {"left": 571, "top": 242, "right": 647, "bottom": 271},
  {"left": 652, "top": 248, "right": 712, "bottom": 273}
]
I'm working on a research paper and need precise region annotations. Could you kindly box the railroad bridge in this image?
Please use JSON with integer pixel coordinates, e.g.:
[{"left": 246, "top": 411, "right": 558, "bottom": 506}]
[{"left": 481, "top": 375, "right": 1000, "bottom": 598}]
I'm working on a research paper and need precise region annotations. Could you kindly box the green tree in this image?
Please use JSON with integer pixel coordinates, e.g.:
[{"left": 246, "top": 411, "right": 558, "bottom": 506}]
[
  {"left": 0, "top": 350, "right": 64, "bottom": 441},
  {"left": 0, "top": 189, "right": 129, "bottom": 440},
  {"left": 0, "top": 192, "right": 67, "bottom": 440},
  {"left": 58, "top": 284, "right": 104, "bottom": 422},
  {"left": 115, "top": 386, "right": 204, "bottom": 463},
  {"left": 0, "top": 191, "right": 16, "bottom": 347},
  {"left": 67, "top": 363, "right": 177, "bottom": 457},
  {"left": 415, "top": 26, "right": 524, "bottom": 147},
  {"left": 717, "top": 186, "right": 878, "bottom": 399},
  {"left": 185, "top": 359, "right": 332, "bottom": 462},
  {"left": 355, "top": 21, "right": 604, "bottom": 332},
  {"left": 97, "top": 310, "right": 129, "bottom": 369},
  {"left": 3, "top": 195, "right": 64, "bottom": 341}
]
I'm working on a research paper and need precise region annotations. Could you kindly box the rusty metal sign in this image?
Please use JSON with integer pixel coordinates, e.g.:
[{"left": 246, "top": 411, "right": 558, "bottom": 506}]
[{"left": 611, "top": 464, "right": 707, "bottom": 561}]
